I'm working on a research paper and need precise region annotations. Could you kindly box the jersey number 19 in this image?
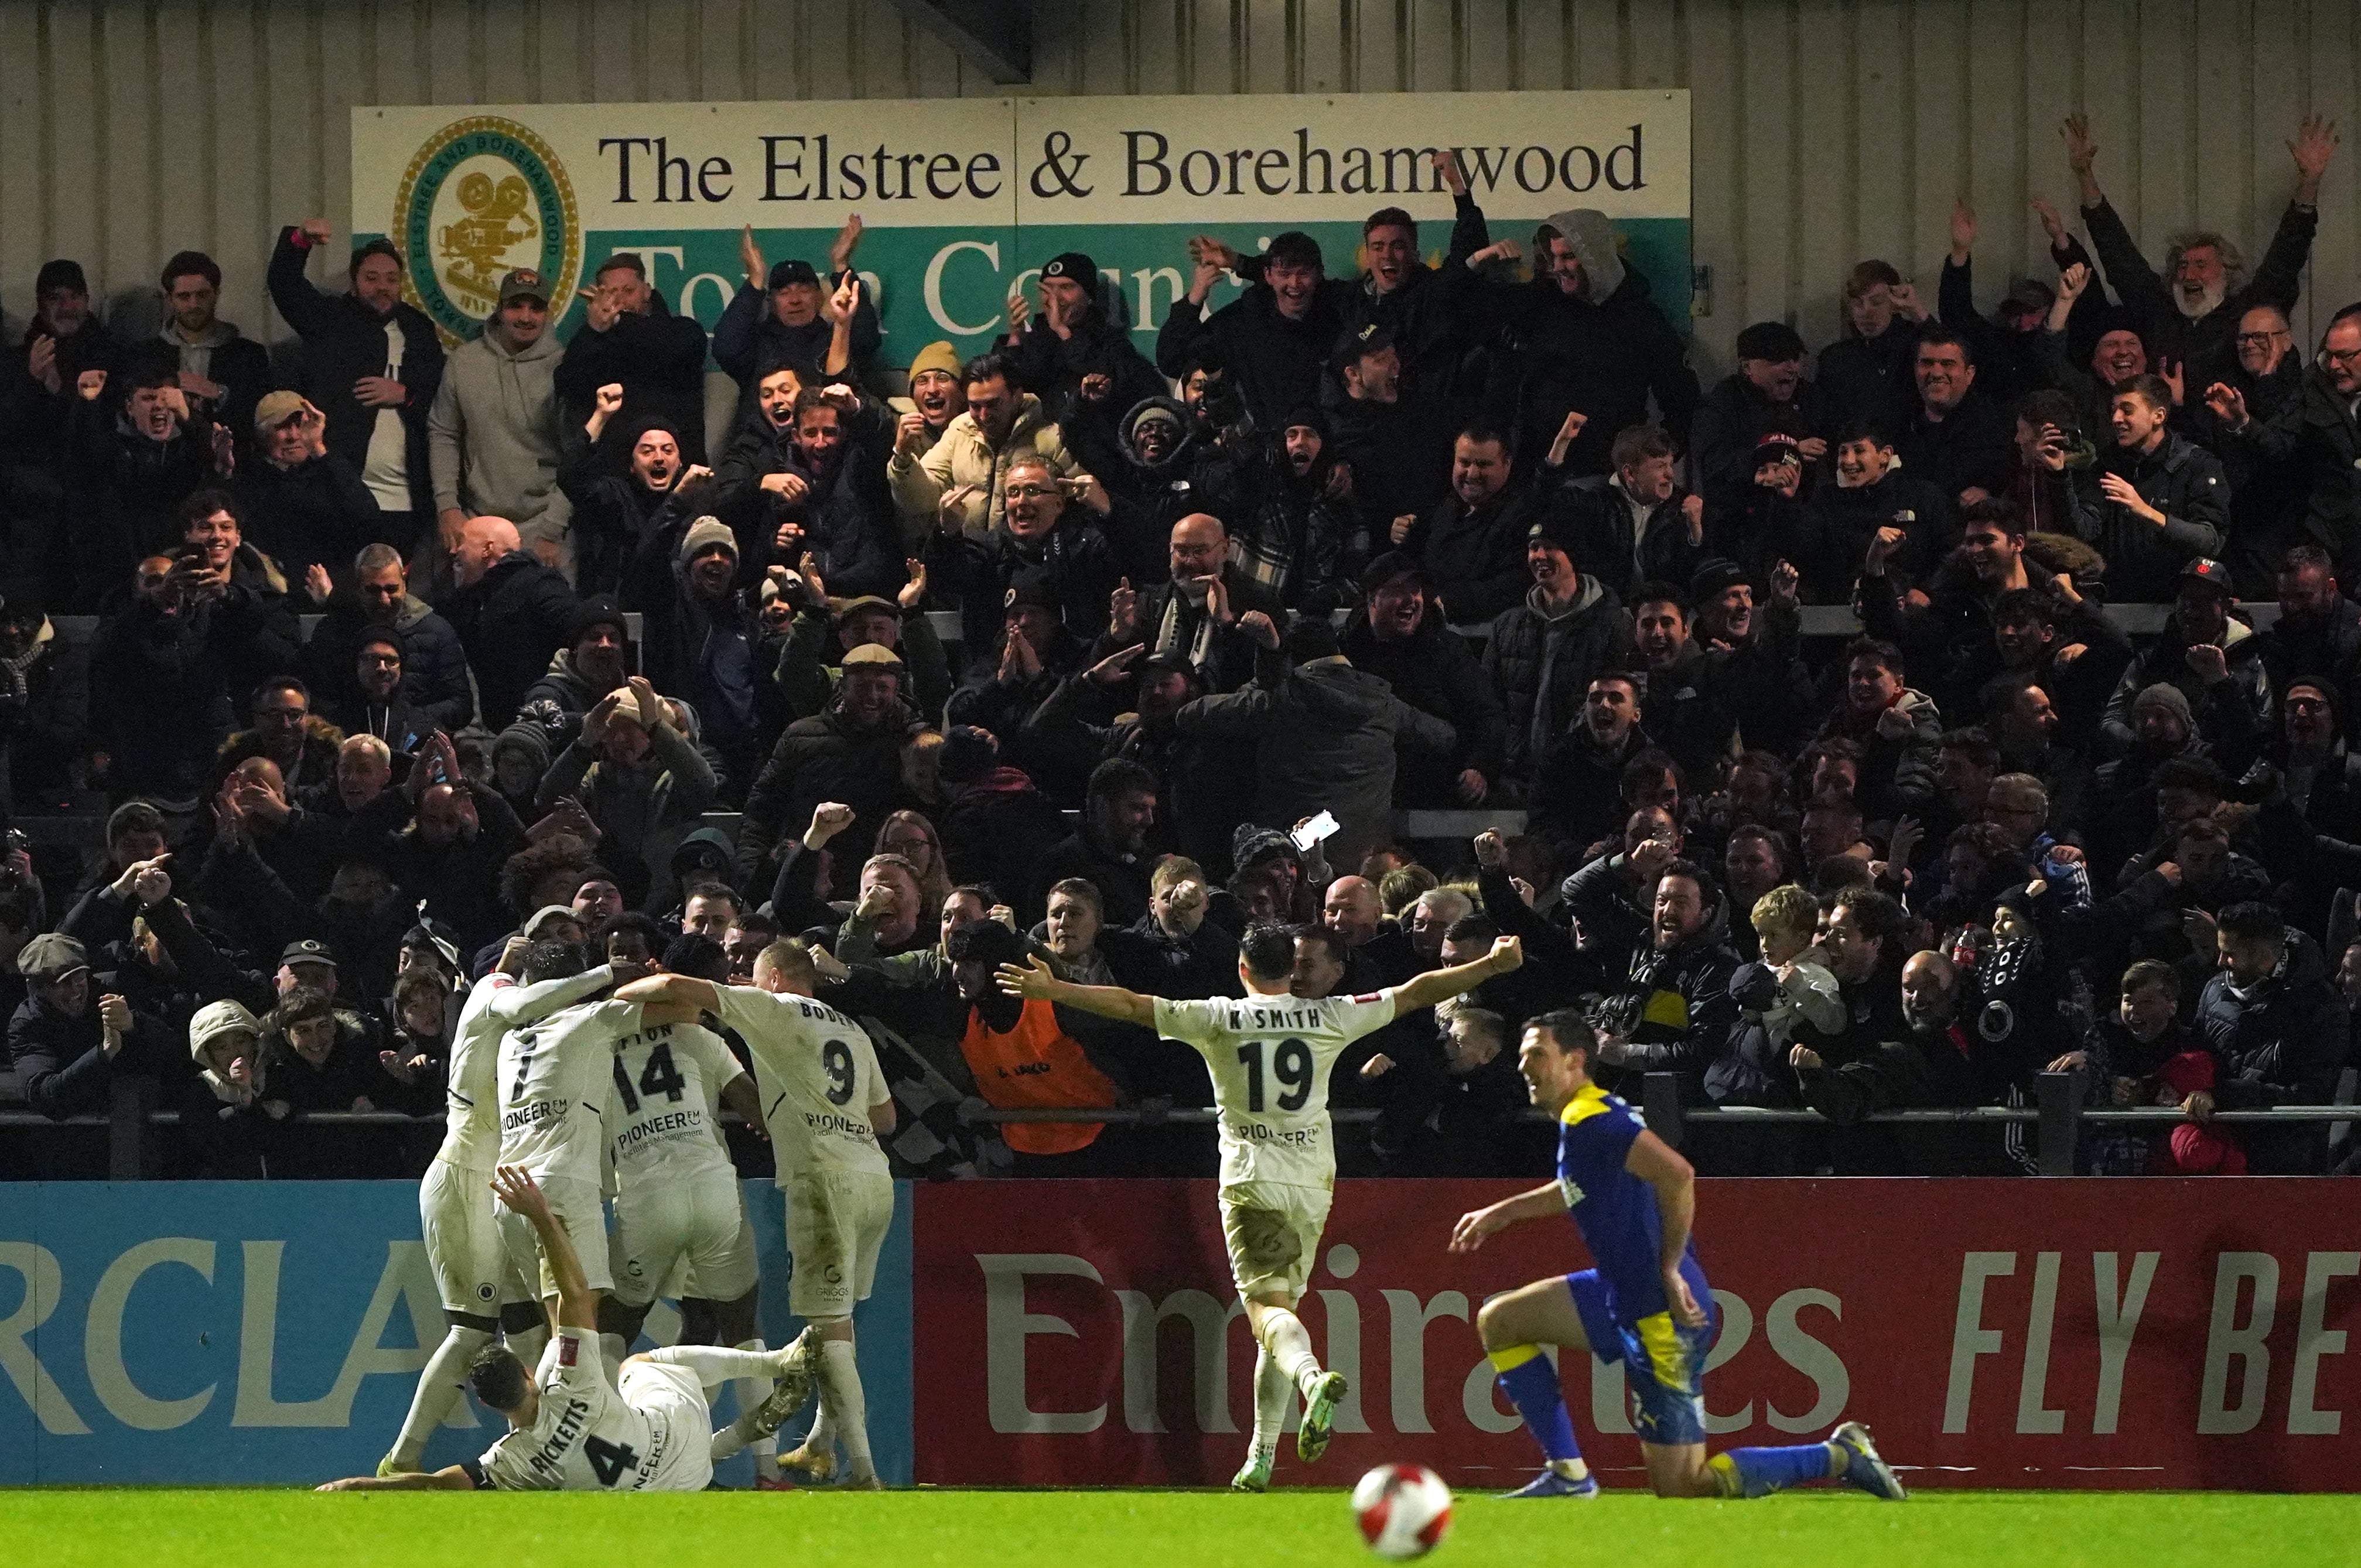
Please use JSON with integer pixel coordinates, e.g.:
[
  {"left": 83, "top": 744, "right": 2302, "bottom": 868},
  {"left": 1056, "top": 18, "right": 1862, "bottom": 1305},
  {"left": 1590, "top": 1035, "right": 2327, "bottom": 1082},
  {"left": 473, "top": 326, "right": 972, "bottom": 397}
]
[{"left": 1236, "top": 1038, "right": 1313, "bottom": 1113}]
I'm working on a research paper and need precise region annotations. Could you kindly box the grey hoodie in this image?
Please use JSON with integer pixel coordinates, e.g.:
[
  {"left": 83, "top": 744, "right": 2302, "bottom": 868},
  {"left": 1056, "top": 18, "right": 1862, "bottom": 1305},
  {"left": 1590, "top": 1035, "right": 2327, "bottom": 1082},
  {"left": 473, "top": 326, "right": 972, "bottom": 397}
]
[
  {"left": 1545, "top": 209, "right": 1627, "bottom": 301},
  {"left": 428, "top": 326, "right": 572, "bottom": 530}
]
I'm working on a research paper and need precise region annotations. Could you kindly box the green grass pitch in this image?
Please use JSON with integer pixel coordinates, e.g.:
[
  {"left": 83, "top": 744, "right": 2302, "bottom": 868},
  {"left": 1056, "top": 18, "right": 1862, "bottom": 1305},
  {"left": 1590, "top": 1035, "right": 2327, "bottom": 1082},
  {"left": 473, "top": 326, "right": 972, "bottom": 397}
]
[{"left": 10, "top": 1489, "right": 2361, "bottom": 1568}]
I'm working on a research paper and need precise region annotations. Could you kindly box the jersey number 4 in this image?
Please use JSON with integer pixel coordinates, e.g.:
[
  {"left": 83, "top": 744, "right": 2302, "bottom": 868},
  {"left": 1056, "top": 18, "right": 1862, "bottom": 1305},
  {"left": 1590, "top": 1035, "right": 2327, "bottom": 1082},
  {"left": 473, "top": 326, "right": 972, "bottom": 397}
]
[
  {"left": 1236, "top": 1038, "right": 1313, "bottom": 1113},
  {"left": 583, "top": 1434, "right": 640, "bottom": 1487},
  {"left": 611, "top": 1044, "right": 686, "bottom": 1115}
]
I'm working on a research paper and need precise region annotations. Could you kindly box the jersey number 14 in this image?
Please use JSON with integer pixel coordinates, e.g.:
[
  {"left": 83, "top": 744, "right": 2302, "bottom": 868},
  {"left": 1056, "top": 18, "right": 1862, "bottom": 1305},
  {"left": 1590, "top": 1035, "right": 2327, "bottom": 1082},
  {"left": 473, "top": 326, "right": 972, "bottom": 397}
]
[
  {"left": 1236, "top": 1038, "right": 1313, "bottom": 1113},
  {"left": 612, "top": 1044, "right": 686, "bottom": 1114}
]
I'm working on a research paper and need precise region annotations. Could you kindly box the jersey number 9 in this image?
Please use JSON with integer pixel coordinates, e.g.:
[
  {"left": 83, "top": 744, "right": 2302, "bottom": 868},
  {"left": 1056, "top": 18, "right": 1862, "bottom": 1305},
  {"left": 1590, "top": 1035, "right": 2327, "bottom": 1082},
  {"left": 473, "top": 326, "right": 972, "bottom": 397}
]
[
  {"left": 822, "top": 1040, "right": 856, "bottom": 1106},
  {"left": 1236, "top": 1038, "right": 1313, "bottom": 1113}
]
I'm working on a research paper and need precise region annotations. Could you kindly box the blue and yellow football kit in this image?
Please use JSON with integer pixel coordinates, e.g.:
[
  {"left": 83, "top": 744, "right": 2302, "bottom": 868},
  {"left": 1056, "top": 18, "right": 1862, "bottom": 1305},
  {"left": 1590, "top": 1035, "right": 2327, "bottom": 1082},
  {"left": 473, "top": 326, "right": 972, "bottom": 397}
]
[
  {"left": 1485, "top": 1081, "right": 1904, "bottom": 1501},
  {"left": 1551, "top": 1081, "right": 1714, "bottom": 1446}
]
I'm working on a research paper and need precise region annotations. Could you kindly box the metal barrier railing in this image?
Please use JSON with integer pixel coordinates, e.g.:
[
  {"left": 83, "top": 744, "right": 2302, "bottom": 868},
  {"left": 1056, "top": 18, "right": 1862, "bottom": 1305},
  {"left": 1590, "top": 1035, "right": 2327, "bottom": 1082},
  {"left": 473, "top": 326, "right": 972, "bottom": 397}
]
[{"left": 8, "top": 1071, "right": 2350, "bottom": 1179}]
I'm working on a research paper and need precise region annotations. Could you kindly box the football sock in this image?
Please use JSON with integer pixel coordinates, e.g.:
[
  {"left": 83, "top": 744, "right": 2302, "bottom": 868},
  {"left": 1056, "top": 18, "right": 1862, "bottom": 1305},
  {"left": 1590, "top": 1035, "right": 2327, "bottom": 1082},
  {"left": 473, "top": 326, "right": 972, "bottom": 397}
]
[
  {"left": 1260, "top": 1308, "right": 1323, "bottom": 1396},
  {"left": 818, "top": 1340, "right": 873, "bottom": 1475},
  {"left": 389, "top": 1324, "right": 492, "bottom": 1470},
  {"left": 1488, "top": 1345, "right": 1584, "bottom": 1473},
  {"left": 1249, "top": 1344, "right": 1290, "bottom": 1456},
  {"left": 506, "top": 1322, "right": 549, "bottom": 1375},
  {"left": 1710, "top": 1444, "right": 1837, "bottom": 1499},
  {"left": 641, "top": 1344, "right": 781, "bottom": 1383},
  {"left": 734, "top": 1338, "right": 778, "bottom": 1475}
]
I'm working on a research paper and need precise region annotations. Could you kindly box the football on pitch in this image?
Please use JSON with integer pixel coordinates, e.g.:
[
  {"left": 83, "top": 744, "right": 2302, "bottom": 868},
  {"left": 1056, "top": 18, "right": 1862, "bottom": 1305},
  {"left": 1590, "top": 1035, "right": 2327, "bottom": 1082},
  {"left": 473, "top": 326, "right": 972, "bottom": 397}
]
[{"left": 1351, "top": 1463, "right": 1453, "bottom": 1559}]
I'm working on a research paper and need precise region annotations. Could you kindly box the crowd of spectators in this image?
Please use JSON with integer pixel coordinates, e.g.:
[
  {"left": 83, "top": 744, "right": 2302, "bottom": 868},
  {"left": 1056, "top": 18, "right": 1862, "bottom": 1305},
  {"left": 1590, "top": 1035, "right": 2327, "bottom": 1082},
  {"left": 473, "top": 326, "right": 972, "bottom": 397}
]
[{"left": 3, "top": 117, "right": 2357, "bottom": 1182}]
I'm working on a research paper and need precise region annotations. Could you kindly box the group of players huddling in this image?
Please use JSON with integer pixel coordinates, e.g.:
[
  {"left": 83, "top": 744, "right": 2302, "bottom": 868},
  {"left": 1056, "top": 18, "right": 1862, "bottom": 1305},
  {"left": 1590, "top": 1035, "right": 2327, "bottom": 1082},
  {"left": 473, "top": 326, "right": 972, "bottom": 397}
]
[{"left": 324, "top": 921, "right": 1905, "bottom": 1501}]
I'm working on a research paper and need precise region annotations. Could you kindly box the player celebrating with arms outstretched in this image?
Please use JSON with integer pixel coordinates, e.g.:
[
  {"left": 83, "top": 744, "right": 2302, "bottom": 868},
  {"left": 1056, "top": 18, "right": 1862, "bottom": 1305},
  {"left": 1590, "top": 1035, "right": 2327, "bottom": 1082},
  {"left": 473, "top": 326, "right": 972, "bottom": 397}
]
[
  {"left": 1450, "top": 1009, "right": 1905, "bottom": 1502},
  {"left": 999, "top": 921, "right": 1525, "bottom": 1492}
]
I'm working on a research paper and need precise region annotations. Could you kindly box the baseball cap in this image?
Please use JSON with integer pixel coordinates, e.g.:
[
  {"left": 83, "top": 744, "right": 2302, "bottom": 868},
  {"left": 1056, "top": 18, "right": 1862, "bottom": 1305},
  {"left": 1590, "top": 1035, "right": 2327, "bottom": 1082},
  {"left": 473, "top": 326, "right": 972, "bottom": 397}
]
[
  {"left": 1004, "top": 573, "right": 1060, "bottom": 613},
  {"left": 254, "top": 391, "right": 309, "bottom": 434},
  {"left": 19, "top": 932, "right": 88, "bottom": 979},
  {"left": 768, "top": 258, "right": 821, "bottom": 290},
  {"left": 497, "top": 268, "right": 549, "bottom": 308},
  {"left": 1358, "top": 551, "right": 1430, "bottom": 597},
  {"left": 522, "top": 904, "right": 582, "bottom": 939},
  {"left": 2000, "top": 277, "right": 2056, "bottom": 315},
  {"left": 280, "top": 937, "right": 337, "bottom": 971},
  {"left": 1334, "top": 322, "right": 1396, "bottom": 371},
  {"left": 2179, "top": 559, "right": 2236, "bottom": 596}
]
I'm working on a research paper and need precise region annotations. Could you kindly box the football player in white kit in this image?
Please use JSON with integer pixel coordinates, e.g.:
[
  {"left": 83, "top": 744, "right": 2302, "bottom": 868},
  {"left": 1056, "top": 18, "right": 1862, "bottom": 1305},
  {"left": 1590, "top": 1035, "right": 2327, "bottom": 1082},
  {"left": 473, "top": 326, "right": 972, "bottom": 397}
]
[
  {"left": 619, "top": 937, "right": 897, "bottom": 1489},
  {"left": 321, "top": 1165, "right": 807, "bottom": 1492},
  {"left": 493, "top": 941, "right": 636, "bottom": 1321},
  {"left": 1000, "top": 920, "right": 1523, "bottom": 1492},
  {"left": 591, "top": 917, "right": 784, "bottom": 1482},
  {"left": 378, "top": 937, "right": 621, "bottom": 1477}
]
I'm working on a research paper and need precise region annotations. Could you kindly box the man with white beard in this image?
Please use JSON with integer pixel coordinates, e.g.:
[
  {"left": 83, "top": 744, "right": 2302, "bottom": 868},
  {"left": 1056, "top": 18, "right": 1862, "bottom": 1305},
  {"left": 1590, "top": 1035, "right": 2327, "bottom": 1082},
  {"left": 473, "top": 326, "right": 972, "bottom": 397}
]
[{"left": 2060, "top": 110, "right": 2338, "bottom": 380}]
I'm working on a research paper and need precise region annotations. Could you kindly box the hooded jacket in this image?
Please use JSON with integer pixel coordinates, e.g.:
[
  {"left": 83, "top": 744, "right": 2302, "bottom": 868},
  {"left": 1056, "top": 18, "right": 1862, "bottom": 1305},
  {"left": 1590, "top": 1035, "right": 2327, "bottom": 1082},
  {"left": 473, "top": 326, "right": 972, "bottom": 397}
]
[
  {"left": 1194, "top": 421, "right": 1362, "bottom": 614},
  {"left": 1816, "top": 317, "right": 1925, "bottom": 432},
  {"left": 2065, "top": 432, "right": 2229, "bottom": 603},
  {"left": 887, "top": 392, "right": 1094, "bottom": 544},
  {"left": 302, "top": 592, "right": 473, "bottom": 735},
  {"left": 0, "top": 612, "right": 88, "bottom": 813},
  {"left": 266, "top": 227, "right": 446, "bottom": 516},
  {"left": 1483, "top": 575, "right": 1635, "bottom": 780},
  {"left": 158, "top": 317, "right": 272, "bottom": 447},
  {"left": 553, "top": 289, "right": 712, "bottom": 464},
  {"left": 535, "top": 710, "right": 717, "bottom": 903},
  {"left": 1472, "top": 208, "right": 1699, "bottom": 477},
  {"left": 1097, "top": 395, "right": 1207, "bottom": 583},
  {"left": 2100, "top": 613, "right": 2271, "bottom": 756},
  {"left": 429, "top": 323, "right": 573, "bottom": 532},
  {"left": 1816, "top": 686, "right": 1945, "bottom": 823},
  {"left": 1174, "top": 652, "right": 1455, "bottom": 874},
  {"left": 1006, "top": 309, "right": 1168, "bottom": 479}
]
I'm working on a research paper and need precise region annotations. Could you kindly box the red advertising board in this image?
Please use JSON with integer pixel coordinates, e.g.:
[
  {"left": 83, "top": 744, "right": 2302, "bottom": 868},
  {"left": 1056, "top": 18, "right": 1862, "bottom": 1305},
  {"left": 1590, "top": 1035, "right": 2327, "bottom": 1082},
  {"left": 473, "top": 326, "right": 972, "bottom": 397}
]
[{"left": 912, "top": 1178, "right": 2361, "bottom": 1491}]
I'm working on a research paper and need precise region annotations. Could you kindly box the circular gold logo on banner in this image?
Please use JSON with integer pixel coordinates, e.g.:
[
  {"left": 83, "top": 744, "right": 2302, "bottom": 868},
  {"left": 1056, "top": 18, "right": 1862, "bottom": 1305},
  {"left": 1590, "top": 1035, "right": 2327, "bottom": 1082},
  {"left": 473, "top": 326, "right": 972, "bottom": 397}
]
[{"left": 391, "top": 115, "right": 580, "bottom": 343}]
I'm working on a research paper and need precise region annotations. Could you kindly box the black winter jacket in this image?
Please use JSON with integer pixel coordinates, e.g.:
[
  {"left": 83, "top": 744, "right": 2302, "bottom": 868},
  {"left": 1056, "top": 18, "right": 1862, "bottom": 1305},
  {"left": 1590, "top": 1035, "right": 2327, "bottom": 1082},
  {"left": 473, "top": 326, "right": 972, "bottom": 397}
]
[
  {"left": 553, "top": 292, "right": 711, "bottom": 464},
  {"left": 442, "top": 551, "right": 579, "bottom": 728},
  {"left": 266, "top": 227, "right": 445, "bottom": 516}
]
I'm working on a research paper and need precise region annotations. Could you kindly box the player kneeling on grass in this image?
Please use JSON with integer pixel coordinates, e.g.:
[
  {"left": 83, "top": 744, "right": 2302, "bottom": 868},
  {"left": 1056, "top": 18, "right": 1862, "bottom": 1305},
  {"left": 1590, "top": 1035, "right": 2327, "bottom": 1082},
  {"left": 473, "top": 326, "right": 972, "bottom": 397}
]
[
  {"left": 319, "top": 1166, "right": 809, "bottom": 1492},
  {"left": 619, "top": 938, "right": 897, "bottom": 1490},
  {"left": 1448, "top": 1010, "right": 1906, "bottom": 1503}
]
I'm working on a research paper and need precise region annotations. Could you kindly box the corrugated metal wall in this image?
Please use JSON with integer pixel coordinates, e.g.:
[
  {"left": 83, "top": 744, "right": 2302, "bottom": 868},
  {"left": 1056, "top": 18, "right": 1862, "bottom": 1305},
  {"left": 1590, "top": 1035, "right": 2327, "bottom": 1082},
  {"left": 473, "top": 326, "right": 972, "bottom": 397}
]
[{"left": 2, "top": 0, "right": 2355, "bottom": 372}]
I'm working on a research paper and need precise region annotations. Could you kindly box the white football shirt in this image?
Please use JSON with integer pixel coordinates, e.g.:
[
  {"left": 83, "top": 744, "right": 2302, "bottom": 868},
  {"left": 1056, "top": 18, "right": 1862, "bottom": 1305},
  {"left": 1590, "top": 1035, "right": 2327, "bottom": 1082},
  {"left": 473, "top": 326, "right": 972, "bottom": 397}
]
[
  {"left": 607, "top": 1016, "right": 747, "bottom": 1181},
  {"left": 712, "top": 987, "right": 890, "bottom": 1180},
  {"left": 439, "top": 968, "right": 615, "bottom": 1172},
  {"left": 469, "top": 1331, "right": 705, "bottom": 1491},
  {"left": 497, "top": 996, "right": 637, "bottom": 1187},
  {"left": 1154, "top": 990, "right": 1398, "bottom": 1190}
]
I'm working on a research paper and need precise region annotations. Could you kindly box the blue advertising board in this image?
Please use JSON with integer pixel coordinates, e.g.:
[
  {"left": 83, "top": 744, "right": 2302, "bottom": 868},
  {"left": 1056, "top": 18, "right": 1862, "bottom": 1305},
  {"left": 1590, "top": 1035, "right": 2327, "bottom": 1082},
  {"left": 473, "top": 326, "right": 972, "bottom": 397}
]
[{"left": 0, "top": 1180, "right": 912, "bottom": 1486}]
